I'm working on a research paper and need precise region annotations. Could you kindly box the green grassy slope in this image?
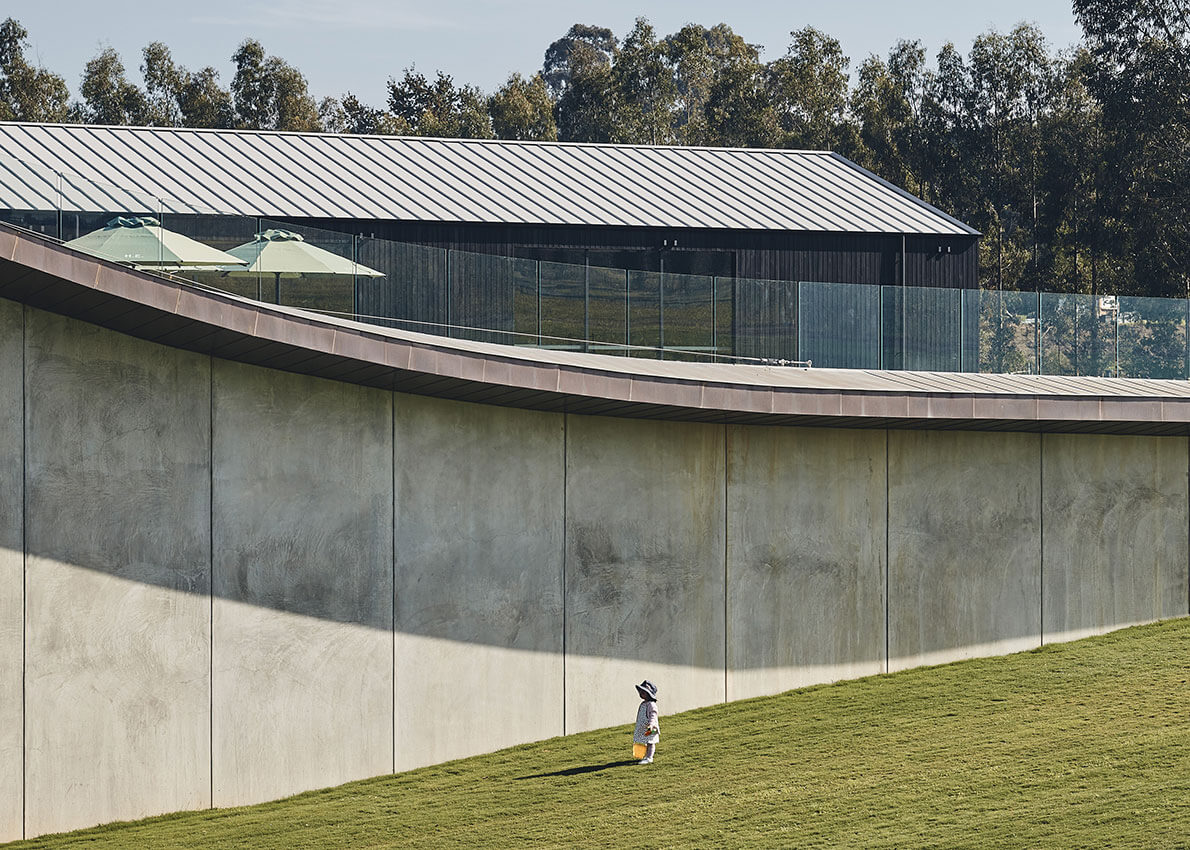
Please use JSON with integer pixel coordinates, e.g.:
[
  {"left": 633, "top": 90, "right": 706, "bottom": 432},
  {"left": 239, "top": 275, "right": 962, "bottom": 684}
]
[{"left": 9, "top": 619, "right": 1190, "bottom": 849}]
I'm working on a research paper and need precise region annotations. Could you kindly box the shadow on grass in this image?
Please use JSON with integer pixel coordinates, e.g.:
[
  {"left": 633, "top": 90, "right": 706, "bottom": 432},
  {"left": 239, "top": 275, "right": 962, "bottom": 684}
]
[{"left": 515, "top": 760, "right": 639, "bottom": 779}]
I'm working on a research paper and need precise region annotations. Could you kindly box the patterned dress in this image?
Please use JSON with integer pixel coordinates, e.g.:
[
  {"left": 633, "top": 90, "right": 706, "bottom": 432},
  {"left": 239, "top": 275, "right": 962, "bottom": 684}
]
[{"left": 633, "top": 700, "right": 660, "bottom": 744}]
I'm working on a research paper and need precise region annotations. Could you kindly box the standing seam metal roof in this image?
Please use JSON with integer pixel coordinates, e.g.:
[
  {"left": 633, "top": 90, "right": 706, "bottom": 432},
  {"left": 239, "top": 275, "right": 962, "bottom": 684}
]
[{"left": 0, "top": 121, "right": 978, "bottom": 235}]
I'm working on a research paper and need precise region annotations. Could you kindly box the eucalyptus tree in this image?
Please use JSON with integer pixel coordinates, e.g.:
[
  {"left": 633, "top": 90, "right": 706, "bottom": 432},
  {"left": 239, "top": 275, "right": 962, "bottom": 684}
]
[
  {"left": 702, "top": 39, "right": 776, "bottom": 147},
  {"left": 766, "top": 27, "right": 852, "bottom": 150},
  {"left": 543, "top": 24, "right": 616, "bottom": 99},
  {"left": 79, "top": 47, "right": 150, "bottom": 125},
  {"left": 0, "top": 18, "right": 69, "bottom": 122},
  {"left": 1074, "top": 0, "right": 1190, "bottom": 297},
  {"left": 545, "top": 24, "right": 618, "bottom": 142},
  {"left": 231, "top": 39, "right": 320, "bottom": 132},
  {"left": 664, "top": 23, "right": 757, "bottom": 146},
  {"left": 387, "top": 68, "right": 492, "bottom": 138},
  {"left": 488, "top": 72, "right": 556, "bottom": 141},
  {"left": 611, "top": 18, "right": 675, "bottom": 144}
]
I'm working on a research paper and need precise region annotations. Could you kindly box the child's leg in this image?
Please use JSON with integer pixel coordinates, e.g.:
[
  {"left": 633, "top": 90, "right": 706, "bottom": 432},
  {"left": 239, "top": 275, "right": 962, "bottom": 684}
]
[{"left": 645, "top": 744, "right": 655, "bottom": 760}]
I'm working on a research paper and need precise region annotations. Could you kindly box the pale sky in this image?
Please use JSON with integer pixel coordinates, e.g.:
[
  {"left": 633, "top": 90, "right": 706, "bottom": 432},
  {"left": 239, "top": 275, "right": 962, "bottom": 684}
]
[{"left": 13, "top": 0, "right": 1083, "bottom": 109}]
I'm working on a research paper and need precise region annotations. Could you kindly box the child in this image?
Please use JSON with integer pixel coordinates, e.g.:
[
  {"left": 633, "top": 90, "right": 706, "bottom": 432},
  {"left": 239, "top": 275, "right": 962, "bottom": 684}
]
[{"left": 632, "top": 680, "right": 660, "bottom": 764}]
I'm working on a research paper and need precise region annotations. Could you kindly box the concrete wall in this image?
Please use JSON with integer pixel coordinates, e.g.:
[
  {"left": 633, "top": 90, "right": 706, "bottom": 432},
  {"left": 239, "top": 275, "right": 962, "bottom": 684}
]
[
  {"left": 0, "top": 298, "right": 22, "bottom": 843},
  {"left": 211, "top": 361, "right": 394, "bottom": 806},
  {"left": 726, "top": 426, "right": 886, "bottom": 700},
  {"left": 394, "top": 395, "right": 564, "bottom": 769},
  {"left": 888, "top": 431, "right": 1043, "bottom": 671},
  {"left": 1042, "top": 433, "right": 1189, "bottom": 644},
  {"left": 21, "top": 310, "right": 212, "bottom": 836},
  {"left": 4, "top": 296, "right": 1189, "bottom": 838},
  {"left": 565, "top": 417, "right": 726, "bottom": 733}
]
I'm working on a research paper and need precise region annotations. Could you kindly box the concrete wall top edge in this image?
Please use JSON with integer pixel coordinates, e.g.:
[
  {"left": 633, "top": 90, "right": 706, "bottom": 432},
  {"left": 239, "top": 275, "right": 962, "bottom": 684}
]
[{"left": 4, "top": 222, "right": 1190, "bottom": 434}]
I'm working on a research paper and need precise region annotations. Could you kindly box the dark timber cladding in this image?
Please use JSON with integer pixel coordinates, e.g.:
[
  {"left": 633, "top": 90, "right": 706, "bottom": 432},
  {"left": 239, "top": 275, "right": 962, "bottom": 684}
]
[{"left": 290, "top": 219, "right": 980, "bottom": 290}]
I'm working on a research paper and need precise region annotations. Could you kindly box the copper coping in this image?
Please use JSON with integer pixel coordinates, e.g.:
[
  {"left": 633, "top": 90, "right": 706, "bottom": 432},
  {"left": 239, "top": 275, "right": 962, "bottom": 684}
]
[{"left": 3, "top": 221, "right": 1190, "bottom": 435}]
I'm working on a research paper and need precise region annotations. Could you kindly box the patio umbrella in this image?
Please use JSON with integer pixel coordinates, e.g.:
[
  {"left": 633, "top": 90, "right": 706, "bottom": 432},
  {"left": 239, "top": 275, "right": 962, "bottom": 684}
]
[
  {"left": 63, "top": 216, "right": 247, "bottom": 271},
  {"left": 218, "top": 228, "right": 384, "bottom": 304}
]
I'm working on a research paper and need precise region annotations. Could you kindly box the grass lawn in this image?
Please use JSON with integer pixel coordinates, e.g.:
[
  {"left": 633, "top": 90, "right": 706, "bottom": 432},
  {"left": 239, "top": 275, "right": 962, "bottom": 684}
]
[{"left": 8, "top": 619, "right": 1190, "bottom": 849}]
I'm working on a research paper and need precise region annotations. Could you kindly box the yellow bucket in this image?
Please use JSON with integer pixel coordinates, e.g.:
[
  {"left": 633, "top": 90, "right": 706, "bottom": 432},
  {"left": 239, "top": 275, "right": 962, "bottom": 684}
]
[{"left": 633, "top": 743, "right": 647, "bottom": 760}]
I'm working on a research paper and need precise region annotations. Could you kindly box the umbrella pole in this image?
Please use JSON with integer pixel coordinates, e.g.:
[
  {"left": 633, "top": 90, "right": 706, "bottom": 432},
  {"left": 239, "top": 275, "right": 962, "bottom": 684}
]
[
  {"left": 275, "top": 272, "right": 281, "bottom": 305},
  {"left": 256, "top": 275, "right": 261, "bottom": 302}
]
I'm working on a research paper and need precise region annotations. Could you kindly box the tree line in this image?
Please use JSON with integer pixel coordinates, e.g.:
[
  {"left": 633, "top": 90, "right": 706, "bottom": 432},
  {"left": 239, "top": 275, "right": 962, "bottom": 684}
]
[{"left": 0, "top": 2, "right": 1185, "bottom": 297}]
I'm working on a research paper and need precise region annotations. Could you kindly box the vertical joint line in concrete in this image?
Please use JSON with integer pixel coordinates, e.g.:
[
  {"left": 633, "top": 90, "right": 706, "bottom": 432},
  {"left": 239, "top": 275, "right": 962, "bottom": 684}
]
[
  {"left": 561, "top": 414, "right": 568, "bottom": 737},
  {"left": 1039, "top": 434, "right": 1045, "bottom": 646},
  {"left": 723, "top": 423, "right": 728, "bottom": 703},
  {"left": 207, "top": 356, "right": 214, "bottom": 810},
  {"left": 884, "top": 429, "right": 890, "bottom": 675},
  {"left": 21, "top": 305, "right": 27, "bottom": 839},
  {"left": 391, "top": 389, "right": 397, "bottom": 775}
]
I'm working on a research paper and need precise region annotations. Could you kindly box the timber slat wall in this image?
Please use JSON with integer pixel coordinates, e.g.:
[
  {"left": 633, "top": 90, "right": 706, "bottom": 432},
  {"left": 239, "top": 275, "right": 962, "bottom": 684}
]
[{"left": 295, "top": 219, "right": 980, "bottom": 289}]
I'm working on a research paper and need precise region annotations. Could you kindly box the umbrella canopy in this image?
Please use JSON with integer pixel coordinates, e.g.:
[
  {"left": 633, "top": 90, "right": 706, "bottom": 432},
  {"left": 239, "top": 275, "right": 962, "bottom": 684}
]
[
  {"left": 219, "top": 229, "right": 384, "bottom": 278},
  {"left": 63, "top": 216, "right": 247, "bottom": 269}
]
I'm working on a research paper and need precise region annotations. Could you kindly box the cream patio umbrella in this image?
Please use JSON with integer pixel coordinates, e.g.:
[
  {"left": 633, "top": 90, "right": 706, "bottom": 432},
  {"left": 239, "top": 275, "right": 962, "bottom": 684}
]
[
  {"left": 217, "top": 228, "right": 384, "bottom": 304},
  {"left": 63, "top": 216, "right": 248, "bottom": 271}
]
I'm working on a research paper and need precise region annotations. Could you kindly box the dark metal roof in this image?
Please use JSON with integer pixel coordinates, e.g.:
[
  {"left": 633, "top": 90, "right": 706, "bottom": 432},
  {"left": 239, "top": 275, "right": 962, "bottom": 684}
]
[{"left": 0, "top": 122, "right": 978, "bottom": 236}]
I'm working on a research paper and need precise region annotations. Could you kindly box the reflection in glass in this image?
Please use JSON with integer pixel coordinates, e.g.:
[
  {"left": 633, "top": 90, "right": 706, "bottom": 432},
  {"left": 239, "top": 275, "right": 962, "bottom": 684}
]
[
  {"left": 882, "top": 285, "right": 962, "bottom": 371},
  {"left": 1038, "top": 292, "right": 1116, "bottom": 376},
  {"left": 587, "top": 264, "right": 628, "bottom": 354},
  {"left": 540, "top": 260, "right": 586, "bottom": 349},
  {"left": 629, "top": 270, "right": 661, "bottom": 357},
  {"left": 662, "top": 272, "right": 714, "bottom": 361},
  {"left": 978, "top": 290, "right": 1038, "bottom": 374},
  {"left": 799, "top": 281, "right": 880, "bottom": 369},
  {"left": 733, "top": 277, "right": 796, "bottom": 361},
  {"left": 1118, "top": 296, "right": 1187, "bottom": 379}
]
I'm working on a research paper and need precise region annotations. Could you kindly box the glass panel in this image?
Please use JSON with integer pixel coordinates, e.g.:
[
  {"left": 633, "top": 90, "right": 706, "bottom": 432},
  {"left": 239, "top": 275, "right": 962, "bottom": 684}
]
[
  {"left": 1038, "top": 292, "right": 1113, "bottom": 377},
  {"left": 978, "top": 290, "right": 1038, "bottom": 374},
  {"left": 354, "top": 238, "right": 446, "bottom": 333},
  {"left": 539, "top": 260, "right": 585, "bottom": 350},
  {"left": 249, "top": 219, "right": 356, "bottom": 314},
  {"left": 512, "top": 258, "right": 539, "bottom": 345},
  {"left": 168, "top": 214, "right": 264, "bottom": 301},
  {"left": 1118, "top": 296, "right": 1187, "bottom": 379},
  {"left": 960, "top": 288, "right": 981, "bottom": 372},
  {"left": 0, "top": 208, "right": 59, "bottom": 237},
  {"left": 882, "top": 285, "right": 962, "bottom": 371},
  {"left": 662, "top": 272, "right": 714, "bottom": 361},
  {"left": 714, "top": 276, "right": 734, "bottom": 361},
  {"left": 448, "top": 249, "right": 517, "bottom": 343},
  {"left": 799, "top": 281, "right": 879, "bottom": 369},
  {"left": 587, "top": 264, "right": 627, "bottom": 355},
  {"left": 55, "top": 172, "right": 162, "bottom": 266},
  {"left": 731, "top": 277, "right": 796, "bottom": 361},
  {"left": 628, "top": 270, "right": 661, "bottom": 357}
]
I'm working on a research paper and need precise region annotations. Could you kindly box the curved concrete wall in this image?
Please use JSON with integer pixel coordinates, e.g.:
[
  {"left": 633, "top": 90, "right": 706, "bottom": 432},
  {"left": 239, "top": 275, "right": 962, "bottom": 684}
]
[{"left": 2, "top": 297, "right": 1188, "bottom": 839}]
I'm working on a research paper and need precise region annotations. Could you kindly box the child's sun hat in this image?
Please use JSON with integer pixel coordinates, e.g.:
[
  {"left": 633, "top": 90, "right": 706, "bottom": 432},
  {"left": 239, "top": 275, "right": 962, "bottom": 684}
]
[{"left": 635, "top": 680, "right": 658, "bottom": 701}]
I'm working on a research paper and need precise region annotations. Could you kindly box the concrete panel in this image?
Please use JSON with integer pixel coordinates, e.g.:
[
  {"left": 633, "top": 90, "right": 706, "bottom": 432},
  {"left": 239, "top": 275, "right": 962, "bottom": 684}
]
[
  {"left": 1042, "top": 434, "right": 1189, "bottom": 643},
  {"left": 726, "top": 426, "right": 886, "bottom": 701},
  {"left": 888, "top": 430, "right": 1042, "bottom": 671},
  {"left": 564, "top": 415, "right": 725, "bottom": 734},
  {"left": 0, "top": 299, "right": 22, "bottom": 842},
  {"left": 22, "top": 310, "right": 211, "bottom": 837},
  {"left": 394, "top": 395, "right": 564, "bottom": 771},
  {"left": 212, "top": 361, "right": 392, "bottom": 807}
]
